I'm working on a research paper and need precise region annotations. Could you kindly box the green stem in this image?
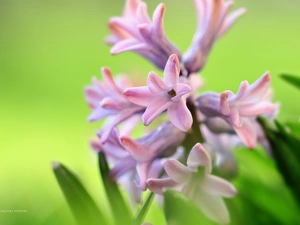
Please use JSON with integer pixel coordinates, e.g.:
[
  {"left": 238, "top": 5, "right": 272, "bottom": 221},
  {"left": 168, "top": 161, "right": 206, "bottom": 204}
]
[
  {"left": 182, "top": 98, "right": 205, "bottom": 157},
  {"left": 134, "top": 191, "right": 154, "bottom": 225}
]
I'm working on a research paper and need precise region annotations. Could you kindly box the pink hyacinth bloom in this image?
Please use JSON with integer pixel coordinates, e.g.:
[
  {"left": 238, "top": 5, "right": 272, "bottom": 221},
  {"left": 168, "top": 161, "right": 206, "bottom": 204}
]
[
  {"left": 196, "top": 72, "right": 279, "bottom": 149},
  {"left": 147, "top": 143, "right": 237, "bottom": 224},
  {"left": 85, "top": 67, "right": 144, "bottom": 142},
  {"left": 123, "top": 54, "right": 193, "bottom": 132},
  {"left": 183, "top": 0, "right": 246, "bottom": 73},
  {"left": 120, "top": 122, "right": 186, "bottom": 191},
  {"left": 106, "top": 0, "right": 181, "bottom": 70},
  {"left": 90, "top": 128, "right": 142, "bottom": 205}
]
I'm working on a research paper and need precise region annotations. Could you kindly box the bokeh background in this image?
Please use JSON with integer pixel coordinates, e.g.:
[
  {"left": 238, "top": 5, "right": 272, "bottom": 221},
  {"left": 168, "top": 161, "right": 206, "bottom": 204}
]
[{"left": 1, "top": 0, "right": 300, "bottom": 224}]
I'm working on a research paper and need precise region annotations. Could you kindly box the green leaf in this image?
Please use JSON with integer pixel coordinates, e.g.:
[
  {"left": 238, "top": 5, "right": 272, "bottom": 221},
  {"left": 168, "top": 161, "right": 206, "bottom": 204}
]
[
  {"left": 52, "top": 161, "right": 107, "bottom": 225},
  {"left": 163, "top": 189, "right": 216, "bottom": 225},
  {"left": 280, "top": 74, "right": 300, "bottom": 90},
  {"left": 258, "top": 118, "right": 300, "bottom": 208},
  {"left": 134, "top": 191, "right": 154, "bottom": 225},
  {"left": 286, "top": 122, "right": 300, "bottom": 138},
  {"left": 98, "top": 152, "right": 132, "bottom": 225}
]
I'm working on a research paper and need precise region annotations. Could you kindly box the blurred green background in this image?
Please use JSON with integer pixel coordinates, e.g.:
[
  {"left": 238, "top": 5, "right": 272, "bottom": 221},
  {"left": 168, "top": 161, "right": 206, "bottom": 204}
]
[{"left": 0, "top": 0, "right": 300, "bottom": 224}]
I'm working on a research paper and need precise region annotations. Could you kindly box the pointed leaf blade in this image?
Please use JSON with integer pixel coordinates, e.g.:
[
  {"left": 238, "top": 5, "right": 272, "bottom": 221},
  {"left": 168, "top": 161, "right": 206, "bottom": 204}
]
[
  {"left": 98, "top": 152, "right": 133, "bottom": 225},
  {"left": 52, "top": 161, "right": 107, "bottom": 225},
  {"left": 280, "top": 74, "right": 300, "bottom": 90}
]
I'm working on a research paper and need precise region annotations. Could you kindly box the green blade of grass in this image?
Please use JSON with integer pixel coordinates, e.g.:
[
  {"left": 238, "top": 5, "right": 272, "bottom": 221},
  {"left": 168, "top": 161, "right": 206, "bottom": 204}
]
[{"left": 280, "top": 74, "right": 300, "bottom": 90}]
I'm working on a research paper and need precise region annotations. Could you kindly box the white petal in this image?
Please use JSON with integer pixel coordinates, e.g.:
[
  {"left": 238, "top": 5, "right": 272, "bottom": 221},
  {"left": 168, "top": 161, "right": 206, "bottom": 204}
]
[
  {"left": 187, "top": 143, "right": 212, "bottom": 173},
  {"left": 164, "top": 159, "right": 193, "bottom": 183},
  {"left": 202, "top": 175, "right": 237, "bottom": 198}
]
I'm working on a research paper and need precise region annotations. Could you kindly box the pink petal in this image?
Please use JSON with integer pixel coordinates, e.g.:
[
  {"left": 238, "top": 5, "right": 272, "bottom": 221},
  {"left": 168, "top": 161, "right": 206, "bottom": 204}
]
[
  {"left": 84, "top": 87, "right": 102, "bottom": 109},
  {"left": 242, "top": 72, "right": 271, "bottom": 104},
  {"left": 107, "top": 21, "right": 132, "bottom": 42},
  {"left": 120, "top": 136, "right": 153, "bottom": 162},
  {"left": 123, "top": 86, "right": 154, "bottom": 107},
  {"left": 163, "top": 54, "right": 180, "bottom": 85},
  {"left": 146, "top": 178, "right": 176, "bottom": 195},
  {"left": 142, "top": 97, "right": 172, "bottom": 126},
  {"left": 218, "top": 7, "right": 247, "bottom": 37},
  {"left": 171, "top": 84, "right": 191, "bottom": 102},
  {"left": 100, "top": 97, "right": 122, "bottom": 110},
  {"left": 229, "top": 107, "right": 242, "bottom": 127},
  {"left": 111, "top": 39, "right": 148, "bottom": 55},
  {"left": 123, "top": 0, "right": 139, "bottom": 18},
  {"left": 187, "top": 143, "right": 212, "bottom": 173},
  {"left": 137, "top": 2, "right": 151, "bottom": 23},
  {"left": 152, "top": 3, "right": 166, "bottom": 34},
  {"left": 164, "top": 159, "right": 193, "bottom": 183},
  {"left": 238, "top": 101, "right": 278, "bottom": 117},
  {"left": 228, "top": 81, "right": 249, "bottom": 103},
  {"left": 147, "top": 71, "right": 169, "bottom": 94},
  {"left": 167, "top": 99, "right": 192, "bottom": 132},
  {"left": 202, "top": 175, "right": 237, "bottom": 197},
  {"left": 219, "top": 91, "right": 230, "bottom": 115},
  {"left": 101, "top": 67, "right": 122, "bottom": 94},
  {"left": 233, "top": 118, "right": 257, "bottom": 149},
  {"left": 109, "top": 17, "right": 140, "bottom": 38}
]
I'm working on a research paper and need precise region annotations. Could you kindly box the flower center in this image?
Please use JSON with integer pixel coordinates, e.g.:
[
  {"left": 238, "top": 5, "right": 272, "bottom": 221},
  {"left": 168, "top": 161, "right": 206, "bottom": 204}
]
[{"left": 168, "top": 89, "right": 177, "bottom": 97}]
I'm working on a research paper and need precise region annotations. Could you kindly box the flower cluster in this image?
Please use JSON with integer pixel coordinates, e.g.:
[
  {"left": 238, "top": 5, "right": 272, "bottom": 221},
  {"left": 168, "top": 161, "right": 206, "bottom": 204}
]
[{"left": 85, "top": 0, "right": 279, "bottom": 223}]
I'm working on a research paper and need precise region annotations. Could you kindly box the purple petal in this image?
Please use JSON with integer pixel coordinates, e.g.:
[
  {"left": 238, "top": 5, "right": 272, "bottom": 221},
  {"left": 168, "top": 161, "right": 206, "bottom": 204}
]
[
  {"left": 142, "top": 97, "right": 172, "bottom": 126},
  {"left": 163, "top": 54, "right": 180, "bottom": 85},
  {"left": 202, "top": 175, "right": 237, "bottom": 197},
  {"left": 100, "top": 97, "right": 122, "bottom": 110},
  {"left": 146, "top": 177, "right": 176, "bottom": 195},
  {"left": 187, "top": 143, "right": 212, "bottom": 173},
  {"left": 123, "top": 86, "right": 154, "bottom": 107},
  {"left": 137, "top": 2, "right": 151, "bottom": 23},
  {"left": 101, "top": 67, "right": 122, "bottom": 94},
  {"left": 109, "top": 156, "right": 136, "bottom": 179},
  {"left": 88, "top": 107, "right": 114, "bottom": 122},
  {"left": 137, "top": 162, "right": 151, "bottom": 191},
  {"left": 120, "top": 136, "right": 153, "bottom": 162},
  {"left": 152, "top": 3, "right": 166, "bottom": 34},
  {"left": 218, "top": 7, "right": 247, "bottom": 37},
  {"left": 111, "top": 39, "right": 149, "bottom": 55},
  {"left": 228, "top": 107, "right": 242, "bottom": 127},
  {"left": 164, "top": 159, "right": 193, "bottom": 183},
  {"left": 167, "top": 99, "right": 192, "bottom": 132},
  {"left": 147, "top": 71, "right": 169, "bottom": 94}
]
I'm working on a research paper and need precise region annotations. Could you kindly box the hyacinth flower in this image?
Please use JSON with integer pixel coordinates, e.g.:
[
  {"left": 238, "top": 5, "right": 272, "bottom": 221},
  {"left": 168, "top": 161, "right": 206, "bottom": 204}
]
[
  {"left": 123, "top": 54, "right": 193, "bottom": 132},
  {"left": 196, "top": 72, "right": 279, "bottom": 149},
  {"left": 84, "top": 67, "right": 144, "bottom": 142},
  {"left": 120, "top": 122, "right": 186, "bottom": 191},
  {"left": 183, "top": 0, "right": 246, "bottom": 73},
  {"left": 106, "top": 0, "right": 181, "bottom": 70},
  {"left": 147, "top": 143, "right": 237, "bottom": 224},
  {"left": 90, "top": 128, "right": 143, "bottom": 205}
]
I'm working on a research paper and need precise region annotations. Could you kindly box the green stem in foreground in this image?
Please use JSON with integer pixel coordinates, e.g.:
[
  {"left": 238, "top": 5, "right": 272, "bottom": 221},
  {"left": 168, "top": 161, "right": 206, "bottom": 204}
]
[{"left": 134, "top": 192, "right": 154, "bottom": 225}]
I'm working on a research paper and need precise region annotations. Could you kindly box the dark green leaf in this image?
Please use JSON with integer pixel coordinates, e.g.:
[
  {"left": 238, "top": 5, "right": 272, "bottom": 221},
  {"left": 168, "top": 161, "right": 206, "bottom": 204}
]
[
  {"left": 286, "top": 122, "right": 300, "bottom": 138},
  {"left": 258, "top": 118, "right": 300, "bottom": 208},
  {"left": 280, "top": 74, "right": 300, "bottom": 90},
  {"left": 98, "top": 152, "right": 132, "bottom": 225},
  {"left": 53, "top": 161, "right": 107, "bottom": 225},
  {"left": 163, "top": 189, "right": 216, "bottom": 225}
]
